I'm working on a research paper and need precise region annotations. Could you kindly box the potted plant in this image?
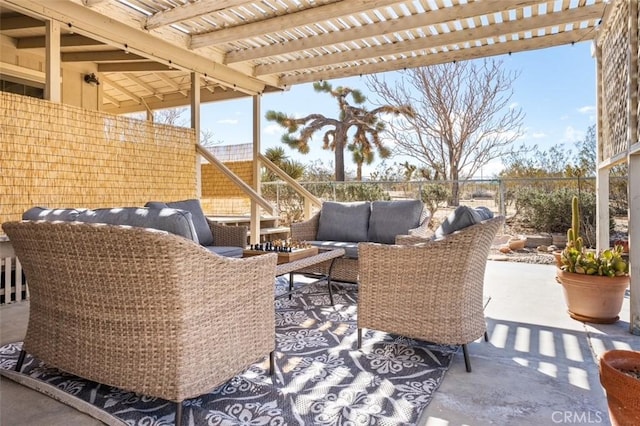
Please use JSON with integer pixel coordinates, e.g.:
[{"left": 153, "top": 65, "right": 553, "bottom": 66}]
[
  {"left": 556, "top": 196, "right": 629, "bottom": 323},
  {"left": 599, "top": 349, "right": 640, "bottom": 425}
]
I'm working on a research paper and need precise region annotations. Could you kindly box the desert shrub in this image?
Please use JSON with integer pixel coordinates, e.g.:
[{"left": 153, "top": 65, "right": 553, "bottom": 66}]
[
  {"left": 515, "top": 188, "right": 606, "bottom": 247},
  {"left": 334, "top": 182, "right": 390, "bottom": 202},
  {"left": 420, "top": 183, "right": 450, "bottom": 226}
]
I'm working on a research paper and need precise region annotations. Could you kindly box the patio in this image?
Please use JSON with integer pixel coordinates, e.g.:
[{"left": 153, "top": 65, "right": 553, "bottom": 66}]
[{"left": 1, "top": 260, "right": 638, "bottom": 425}]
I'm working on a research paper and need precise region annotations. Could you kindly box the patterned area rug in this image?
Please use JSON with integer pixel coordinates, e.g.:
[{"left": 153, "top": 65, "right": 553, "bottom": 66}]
[{"left": 0, "top": 278, "right": 455, "bottom": 425}]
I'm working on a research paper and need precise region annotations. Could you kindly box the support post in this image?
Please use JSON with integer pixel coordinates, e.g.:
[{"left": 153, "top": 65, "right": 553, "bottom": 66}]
[
  {"left": 191, "top": 73, "right": 202, "bottom": 199},
  {"left": 251, "top": 95, "right": 262, "bottom": 245},
  {"left": 44, "top": 20, "right": 61, "bottom": 102},
  {"left": 630, "top": 153, "right": 640, "bottom": 335}
]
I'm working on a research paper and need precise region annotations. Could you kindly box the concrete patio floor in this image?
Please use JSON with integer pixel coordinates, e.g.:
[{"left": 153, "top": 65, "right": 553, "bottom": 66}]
[{"left": 1, "top": 261, "right": 638, "bottom": 426}]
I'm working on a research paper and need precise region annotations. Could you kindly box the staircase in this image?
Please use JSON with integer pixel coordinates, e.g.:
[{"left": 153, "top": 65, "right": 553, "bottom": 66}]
[{"left": 207, "top": 215, "right": 290, "bottom": 243}]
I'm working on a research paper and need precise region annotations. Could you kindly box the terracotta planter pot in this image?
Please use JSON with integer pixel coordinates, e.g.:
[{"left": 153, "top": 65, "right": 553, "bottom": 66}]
[
  {"left": 599, "top": 350, "right": 640, "bottom": 426},
  {"left": 556, "top": 269, "right": 629, "bottom": 323}
]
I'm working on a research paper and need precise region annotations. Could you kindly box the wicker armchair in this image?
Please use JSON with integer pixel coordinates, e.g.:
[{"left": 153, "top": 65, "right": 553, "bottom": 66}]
[
  {"left": 357, "top": 216, "right": 505, "bottom": 372},
  {"left": 2, "top": 220, "right": 278, "bottom": 426}
]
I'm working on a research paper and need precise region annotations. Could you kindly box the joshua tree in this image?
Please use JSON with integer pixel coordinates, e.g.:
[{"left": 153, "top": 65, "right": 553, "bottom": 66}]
[{"left": 266, "top": 81, "right": 412, "bottom": 181}]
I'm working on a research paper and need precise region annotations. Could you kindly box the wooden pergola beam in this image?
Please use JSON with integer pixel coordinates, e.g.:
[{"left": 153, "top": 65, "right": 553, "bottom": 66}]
[
  {"left": 190, "top": 0, "right": 401, "bottom": 49},
  {"left": 0, "top": 14, "right": 42, "bottom": 30},
  {"left": 98, "top": 62, "right": 175, "bottom": 72},
  {"left": 280, "top": 27, "right": 595, "bottom": 86},
  {"left": 256, "top": 3, "right": 604, "bottom": 76},
  {"left": 226, "top": 0, "right": 544, "bottom": 64},
  {"left": 145, "top": 0, "right": 249, "bottom": 30},
  {"left": 61, "top": 51, "right": 147, "bottom": 62},
  {"left": 16, "top": 34, "right": 104, "bottom": 49},
  {"left": 101, "top": 75, "right": 142, "bottom": 104},
  {"left": 123, "top": 73, "right": 163, "bottom": 100}
]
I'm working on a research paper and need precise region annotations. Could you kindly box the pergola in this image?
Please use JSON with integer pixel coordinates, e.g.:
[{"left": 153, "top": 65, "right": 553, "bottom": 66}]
[{"left": 0, "top": 0, "right": 638, "bottom": 333}]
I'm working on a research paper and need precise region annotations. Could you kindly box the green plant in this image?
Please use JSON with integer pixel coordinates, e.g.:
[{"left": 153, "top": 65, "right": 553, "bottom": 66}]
[{"left": 560, "top": 195, "right": 628, "bottom": 277}]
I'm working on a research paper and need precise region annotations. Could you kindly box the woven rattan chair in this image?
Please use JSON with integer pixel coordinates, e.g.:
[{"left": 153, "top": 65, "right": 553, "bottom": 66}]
[
  {"left": 357, "top": 216, "right": 505, "bottom": 372},
  {"left": 2, "top": 220, "right": 278, "bottom": 426}
]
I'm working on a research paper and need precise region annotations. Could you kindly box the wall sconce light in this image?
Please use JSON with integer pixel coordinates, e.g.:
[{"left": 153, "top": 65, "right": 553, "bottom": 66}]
[{"left": 84, "top": 73, "right": 100, "bottom": 86}]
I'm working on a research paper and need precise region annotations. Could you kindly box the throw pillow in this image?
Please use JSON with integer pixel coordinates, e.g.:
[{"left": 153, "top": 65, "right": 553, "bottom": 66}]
[
  {"left": 435, "top": 205, "right": 494, "bottom": 238},
  {"left": 317, "top": 201, "right": 371, "bottom": 243},
  {"left": 164, "top": 199, "right": 214, "bottom": 246},
  {"left": 368, "top": 200, "right": 423, "bottom": 244}
]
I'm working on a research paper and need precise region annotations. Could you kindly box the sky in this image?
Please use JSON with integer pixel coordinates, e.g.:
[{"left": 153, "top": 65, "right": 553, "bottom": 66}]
[{"left": 199, "top": 41, "right": 597, "bottom": 179}]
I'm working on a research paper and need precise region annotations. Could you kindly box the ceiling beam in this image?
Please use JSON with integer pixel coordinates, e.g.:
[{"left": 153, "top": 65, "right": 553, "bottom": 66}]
[
  {"left": 0, "top": 14, "right": 43, "bottom": 29},
  {"left": 98, "top": 62, "right": 174, "bottom": 72},
  {"left": 144, "top": 0, "right": 250, "bottom": 30},
  {"left": 102, "top": 75, "right": 143, "bottom": 104},
  {"left": 156, "top": 72, "right": 188, "bottom": 97},
  {"left": 101, "top": 86, "right": 249, "bottom": 114},
  {"left": 83, "top": 0, "right": 108, "bottom": 5},
  {"left": 225, "top": 0, "right": 544, "bottom": 64},
  {"left": 61, "top": 51, "right": 147, "bottom": 62},
  {"left": 5, "top": 0, "right": 268, "bottom": 94},
  {"left": 16, "top": 34, "right": 104, "bottom": 49},
  {"left": 255, "top": 3, "right": 605, "bottom": 76},
  {"left": 190, "top": 0, "right": 402, "bottom": 49},
  {"left": 123, "top": 73, "right": 164, "bottom": 100},
  {"left": 280, "top": 28, "right": 596, "bottom": 86},
  {"left": 101, "top": 91, "right": 121, "bottom": 107}
]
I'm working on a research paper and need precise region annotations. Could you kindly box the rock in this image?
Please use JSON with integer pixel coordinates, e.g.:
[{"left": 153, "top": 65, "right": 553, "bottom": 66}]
[
  {"left": 499, "top": 245, "right": 512, "bottom": 254},
  {"left": 508, "top": 237, "right": 527, "bottom": 251},
  {"left": 537, "top": 245, "right": 548, "bottom": 252}
]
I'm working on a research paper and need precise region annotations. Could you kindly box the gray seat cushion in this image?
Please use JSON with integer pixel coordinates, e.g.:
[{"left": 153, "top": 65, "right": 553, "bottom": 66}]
[
  {"left": 368, "top": 200, "right": 423, "bottom": 244},
  {"left": 76, "top": 207, "right": 199, "bottom": 243},
  {"left": 147, "top": 199, "right": 214, "bottom": 246},
  {"left": 435, "top": 205, "right": 494, "bottom": 238},
  {"left": 316, "top": 201, "right": 371, "bottom": 243},
  {"left": 204, "top": 246, "right": 244, "bottom": 258},
  {"left": 23, "top": 207, "right": 80, "bottom": 222},
  {"left": 308, "top": 241, "right": 359, "bottom": 259}
]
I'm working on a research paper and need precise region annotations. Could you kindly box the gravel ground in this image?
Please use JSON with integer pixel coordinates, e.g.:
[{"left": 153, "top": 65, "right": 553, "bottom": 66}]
[{"left": 488, "top": 247, "right": 557, "bottom": 265}]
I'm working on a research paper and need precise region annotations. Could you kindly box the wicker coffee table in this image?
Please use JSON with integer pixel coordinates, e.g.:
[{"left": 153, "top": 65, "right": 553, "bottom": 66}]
[{"left": 245, "top": 248, "right": 346, "bottom": 305}]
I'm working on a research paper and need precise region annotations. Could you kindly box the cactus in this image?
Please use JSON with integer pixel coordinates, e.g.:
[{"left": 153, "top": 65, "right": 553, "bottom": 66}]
[
  {"left": 566, "top": 195, "right": 583, "bottom": 253},
  {"left": 560, "top": 195, "right": 628, "bottom": 276}
]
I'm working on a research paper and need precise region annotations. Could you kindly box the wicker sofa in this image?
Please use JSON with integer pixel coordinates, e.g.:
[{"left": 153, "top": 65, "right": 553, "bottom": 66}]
[
  {"left": 23, "top": 199, "right": 246, "bottom": 257},
  {"left": 3, "top": 220, "right": 278, "bottom": 426},
  {"left": 290, "top": 200, "right": 430, "bottom": 282}
]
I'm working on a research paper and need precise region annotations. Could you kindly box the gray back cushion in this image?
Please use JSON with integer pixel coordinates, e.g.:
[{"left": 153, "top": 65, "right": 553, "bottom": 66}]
[
  {"left": 317, "top": 201, "right": 371, "bottom": 243},
  {"left": 368, "top": 200, "right": 424, "bottom": 244},
  {"left": 435, "top": 205, "right": 494, "bottom": 238},
  {"left": 76, "top": 207, "right": 199, "bottom": 243},
  {"left": 23, "top": 207, "right": 80, "bottom": 222},
  {"left": 148, "top": 199, "right": 214, "bottom": 246}
]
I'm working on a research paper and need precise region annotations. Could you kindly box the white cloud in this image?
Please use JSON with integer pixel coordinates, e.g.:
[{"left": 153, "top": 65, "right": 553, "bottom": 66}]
[
  {"left": 263, "top": 123, "right": 284, "bottom": 135},
  {"left": 578, "top": 105, "right": 596, "bottom": 114},
  {"left": 217, "top": 119, "right": 238, "bottom": 124},
  {"left": 509, "top": 102, "right": 519, "bottom": 110},
  {"left": 560, "top": 114, "right": 569, "bottom": 120},
  {"left": 532, "top": 131, "right": 547, "bottom": 139},
  {"left": 561, "top": 125, "right": 585, "bottom": 143}
]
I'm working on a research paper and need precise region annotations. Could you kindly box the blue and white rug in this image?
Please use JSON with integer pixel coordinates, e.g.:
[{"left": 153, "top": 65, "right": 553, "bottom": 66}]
[{"left": 0, "top": 278, "right": 455, "bottom": 425}]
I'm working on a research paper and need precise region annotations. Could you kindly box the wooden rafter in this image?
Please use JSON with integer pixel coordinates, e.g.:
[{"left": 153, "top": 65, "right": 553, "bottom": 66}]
[
  {"left": 101, "top": 75, "right": 142, "bottom": 104},
  {"left": 225, "top": 0, "right": 545, "bottom": 64},
  {"left": 123, "top": 73, "right": 164, "bottom": 100},
  {"left": 61, "top": 51, "right": 147, "bottom": 62},
  {"left": 280, "top": 27, "right": 596, "bottom": 86},
  {"left": 255, "top": 2, "right": 604, "bottom": 76},
  {"left": 156, "top": 72, "right": 188, "bottom": 97},
  {"left": 16, "top": 34, "right": 104, "bottom": 49},
  {"left": 190, "top": 0, "right": 402, "bottom": 49},
  {"left": 145, "top": 0, "right": 250, "bottom": 30},
  {"left": 98, "top": 62, "right": 175, "bottom": 72}
]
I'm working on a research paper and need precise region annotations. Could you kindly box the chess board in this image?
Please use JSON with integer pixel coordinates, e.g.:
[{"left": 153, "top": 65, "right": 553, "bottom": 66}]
[{"left": 242, "top": 246, "right": 319, "bottom": 264}]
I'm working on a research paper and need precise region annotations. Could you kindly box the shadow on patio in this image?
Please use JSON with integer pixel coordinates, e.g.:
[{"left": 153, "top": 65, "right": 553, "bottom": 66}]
[{"left": 1, "top": 261, "right": 638, "bottom": 426}]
